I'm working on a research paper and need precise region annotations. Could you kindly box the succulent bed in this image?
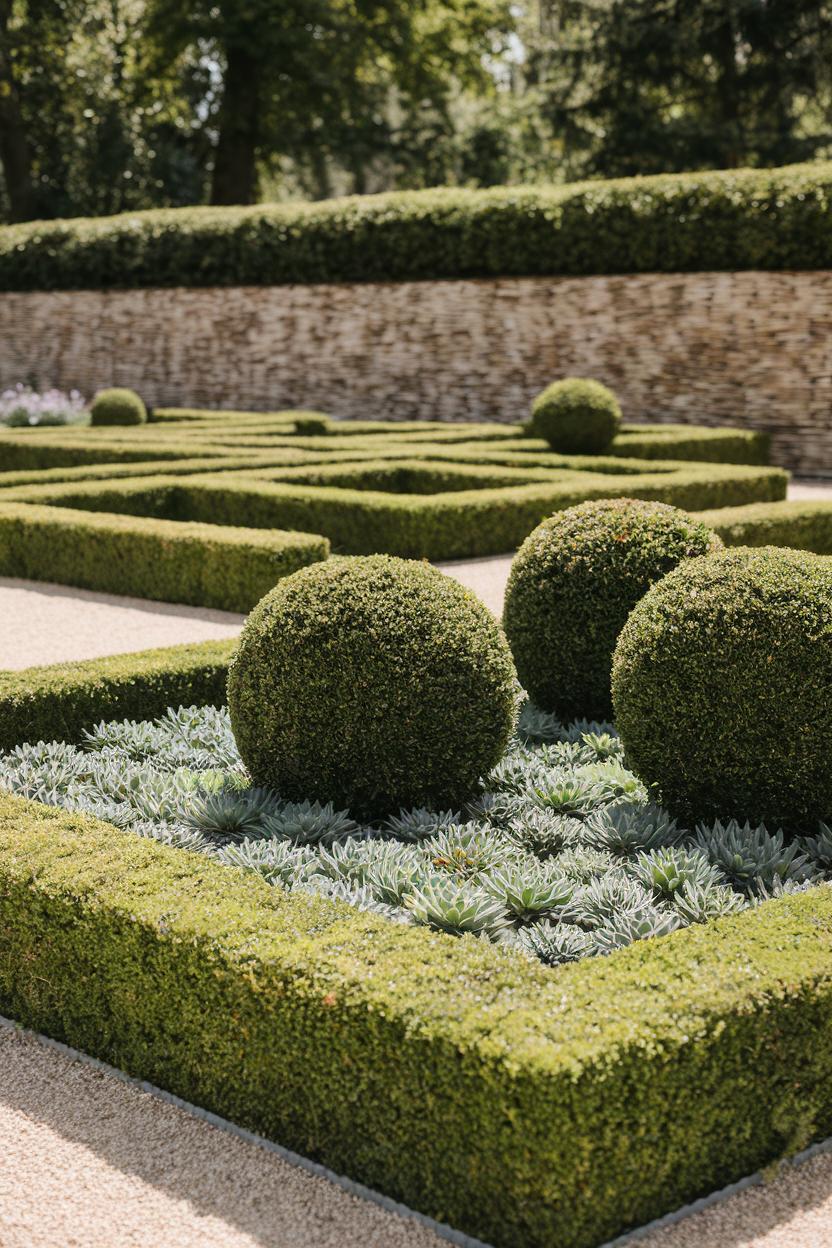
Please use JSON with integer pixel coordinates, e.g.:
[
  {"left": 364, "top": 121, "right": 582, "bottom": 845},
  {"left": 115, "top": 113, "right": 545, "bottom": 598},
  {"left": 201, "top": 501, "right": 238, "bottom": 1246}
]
[{"left": 4, "top": 699, "right": 828, "bottom": 968}]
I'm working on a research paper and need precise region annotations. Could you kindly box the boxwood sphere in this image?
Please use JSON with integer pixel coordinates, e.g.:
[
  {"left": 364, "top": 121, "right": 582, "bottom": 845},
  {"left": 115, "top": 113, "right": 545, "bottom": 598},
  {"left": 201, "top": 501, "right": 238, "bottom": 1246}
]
[
  {"left": 612, "top": 546, "right": 832, "bottom": 832},
  {"left": 227, "top": 556, "right": 518, "bottom": 816},
  {"left": 503, "top": 498, "right": 721, "bottom": 721},
  {"left": 90, "top": 387, "right": 147, "bottom": 426},
  {"left": 530, "top": 378, "right": 621, "bottom": 454}
]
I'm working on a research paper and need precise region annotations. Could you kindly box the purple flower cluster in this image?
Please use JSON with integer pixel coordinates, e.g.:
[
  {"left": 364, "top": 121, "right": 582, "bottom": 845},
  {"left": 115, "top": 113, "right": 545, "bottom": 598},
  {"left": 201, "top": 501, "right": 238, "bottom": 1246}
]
[{"left": 0, "top": 383, "right": 88, "bottom": 428}]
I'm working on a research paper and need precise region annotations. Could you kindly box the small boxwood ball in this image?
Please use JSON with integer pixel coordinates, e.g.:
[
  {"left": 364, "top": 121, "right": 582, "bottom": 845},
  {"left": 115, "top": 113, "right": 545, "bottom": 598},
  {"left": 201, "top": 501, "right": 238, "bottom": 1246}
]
[
  {"left": 90, "top": 387, "right": 147, "bottom": 426},
  {"left": 503, "top": 498, "right": 721, "bottom": 720},
  {"left": 227, "top": 556, "right": 518, "bottom": 816},
  {"left": 531, "top": 378, "right": 621, "bottom": 454},
  {"left": 612, "top": 546, "right": 832, "bottom": 832},
  {"left": 294, "top": 413, "right": 330, "bottom": 435}
]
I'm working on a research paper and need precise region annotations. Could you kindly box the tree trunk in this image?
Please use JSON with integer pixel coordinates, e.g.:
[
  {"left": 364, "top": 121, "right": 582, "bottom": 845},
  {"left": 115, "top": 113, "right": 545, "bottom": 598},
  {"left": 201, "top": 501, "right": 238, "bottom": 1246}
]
[
  {"left": 0, "top": 0, "right": 34, "bottom": 221},
  {"left": 712, "top": 8, "right": 743, "bottom": 167},
  {"left": 210, "top": 44, "right": 261, "bottom": 205},
  {"left": 310, "top": 146, "right": 333, "bottom": 200}
]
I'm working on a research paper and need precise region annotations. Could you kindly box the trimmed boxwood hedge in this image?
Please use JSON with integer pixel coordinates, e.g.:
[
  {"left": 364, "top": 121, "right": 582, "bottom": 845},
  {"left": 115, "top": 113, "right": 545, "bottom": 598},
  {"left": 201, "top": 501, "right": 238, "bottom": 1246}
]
[
  {"left": 143, "top": 410, "right": 769, "bottom": 464},
  {"left": 530, "top": 378, "right": 622, "bottom": 454},
  {"left": 613, "top": 425, "right": 770, "bottom": 465},
  {"left": 90, "top": 387, "right": 147, "bottom": 426},
  {"left": 0, "top": 501, "right": 328, "bottom": 610},
  {"left": 1, "top": 161, "right": 831, "bottom": 291},
  {"left": 0, "top": 430, "right": 223, "bottom": 469},
  {"left": 1, "top": 463, "right": 786, "bottom": 560},
  {"left": 0, "top": 640, "right": 234, "bottom": 752},
  {"left": 503, "top": 499, "right": 721, "bottom": 720},
  {"left": 2, "top": 793, "right": 832, "bottom": 1248},
  {"left": 694, "top": 500, "right": 832, "bottom": 554}
]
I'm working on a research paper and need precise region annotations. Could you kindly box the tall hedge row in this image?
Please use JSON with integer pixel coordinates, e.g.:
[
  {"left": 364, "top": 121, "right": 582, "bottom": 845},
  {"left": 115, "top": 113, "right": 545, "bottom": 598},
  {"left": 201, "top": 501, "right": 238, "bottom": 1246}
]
[{"left": 1, "top": 162, "right": 830, "bottom": 291}]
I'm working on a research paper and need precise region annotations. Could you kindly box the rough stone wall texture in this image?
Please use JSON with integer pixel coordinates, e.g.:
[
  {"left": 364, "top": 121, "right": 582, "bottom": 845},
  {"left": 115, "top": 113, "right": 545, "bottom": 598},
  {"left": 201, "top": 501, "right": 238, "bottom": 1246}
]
[{"left": 1, "top": 270, "right": 830, "bottom": 473}]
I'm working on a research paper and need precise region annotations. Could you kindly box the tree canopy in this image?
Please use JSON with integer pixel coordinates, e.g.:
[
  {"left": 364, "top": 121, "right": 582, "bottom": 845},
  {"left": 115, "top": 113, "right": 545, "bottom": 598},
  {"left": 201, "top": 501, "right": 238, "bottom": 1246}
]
[{"left": 1, "top": 0, "right": 831, "bottom": 221}]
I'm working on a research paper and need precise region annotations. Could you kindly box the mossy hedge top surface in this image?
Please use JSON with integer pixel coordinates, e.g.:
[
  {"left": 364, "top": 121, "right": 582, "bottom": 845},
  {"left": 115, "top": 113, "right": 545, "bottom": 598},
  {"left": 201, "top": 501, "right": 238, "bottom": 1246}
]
[
  {"left": 613, "top": 546, "right": 832, "bottom": 832},
  {"left": 228, "top": 556, "right": 518, "bottom": 816},
  {"left": 504, "top": 498, "right": 722, "bottom": 721}
]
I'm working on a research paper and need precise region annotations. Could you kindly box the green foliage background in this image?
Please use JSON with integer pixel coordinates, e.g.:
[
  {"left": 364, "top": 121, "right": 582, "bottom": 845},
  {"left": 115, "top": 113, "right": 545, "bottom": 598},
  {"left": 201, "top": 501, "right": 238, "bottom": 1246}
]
[{"left": 2, "top": 1, "right": 832, "bottom": 222}]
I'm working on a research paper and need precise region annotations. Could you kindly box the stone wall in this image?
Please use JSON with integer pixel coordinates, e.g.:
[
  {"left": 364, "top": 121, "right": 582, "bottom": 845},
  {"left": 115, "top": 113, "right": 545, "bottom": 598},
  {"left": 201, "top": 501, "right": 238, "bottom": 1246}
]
[{"left": 2, "top": 270, "right": 831, "bottom": 473}]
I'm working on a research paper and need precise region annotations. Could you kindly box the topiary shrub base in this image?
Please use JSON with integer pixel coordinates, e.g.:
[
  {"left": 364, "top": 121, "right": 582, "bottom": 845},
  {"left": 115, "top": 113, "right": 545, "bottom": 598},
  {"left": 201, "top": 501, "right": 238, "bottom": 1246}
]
[
  {"left": 227, "top": 556, "right": 518, "bottom": 816},
  {"left": 612, "top": 546, "right": 832, "bottom": 832}
]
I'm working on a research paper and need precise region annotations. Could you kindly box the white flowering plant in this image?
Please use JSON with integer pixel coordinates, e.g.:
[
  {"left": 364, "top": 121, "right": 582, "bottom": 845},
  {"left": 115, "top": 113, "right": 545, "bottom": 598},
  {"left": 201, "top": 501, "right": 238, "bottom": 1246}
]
[{"left": 0, "top": 383, "right": 88, "bottom": 427}]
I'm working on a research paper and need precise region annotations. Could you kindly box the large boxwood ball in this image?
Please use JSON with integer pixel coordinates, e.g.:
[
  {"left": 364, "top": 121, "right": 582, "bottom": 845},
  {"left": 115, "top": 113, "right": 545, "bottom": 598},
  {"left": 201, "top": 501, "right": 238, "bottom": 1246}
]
[
  {"left": 503, "top": 498, "right": 721, "bottom": 720},
  {"left": 612, "top": 546, "right": 832, "bottom": 832},
  {"left": 227, "top": 556, "right": 518, "bottom": 816},
  {"left": 530, "top": 378, "right": 621, "bottom": 454},
  {"left": 90, "top": 387, "right": 147, "bottom": 426}
]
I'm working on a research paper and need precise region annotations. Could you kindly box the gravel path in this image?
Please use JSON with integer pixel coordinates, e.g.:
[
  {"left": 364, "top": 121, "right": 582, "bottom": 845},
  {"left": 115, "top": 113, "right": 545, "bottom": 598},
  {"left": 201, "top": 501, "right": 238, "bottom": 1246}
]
[
  {"left": 0, "top": 577, "right": 244, "bottom": 670},
  {"left": 4, "top": 1024, "right": 832, "bottom": 1248},
  {"left": 638, "top": 1151, "right": 832, "bottom": 1247},
  {"left": 0, "top": 1026, "right": 447, "bottom": 1248}
]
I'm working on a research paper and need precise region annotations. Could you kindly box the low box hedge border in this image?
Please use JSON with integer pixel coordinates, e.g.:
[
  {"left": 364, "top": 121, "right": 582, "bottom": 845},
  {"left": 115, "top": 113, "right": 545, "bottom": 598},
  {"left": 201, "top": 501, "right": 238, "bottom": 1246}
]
[
  {"left": 693, "top": 500, "right": 832, "bottom": 555},
  {"left": 145, "top": 413, "right": 770, "bottom": 465},
  {"left": 1, "top": 463, "right": 787, "bottom": 560},
  {"left": 0, "top": 413, "right": 772, "bottom": 466},
  {"left": 0, "top": 431, "right": 227, "bottom": 470},
  {"left": 0, "top": 449, "right": 329, "bottom": 489},
  {"left": 1, "top": 791, "right": 832, "bottom": 1248},
  {"left": 610, "top": 425, "right": 770, "bottom": 465},
  {"left": 0, "top": 501, "right": 329, "bottom": 610},
  {"left": 1, "top": 161, "right": 830, "bottom": 291},
  {"left": 0, "top": 639, "right": 235, "bottom": 751}
]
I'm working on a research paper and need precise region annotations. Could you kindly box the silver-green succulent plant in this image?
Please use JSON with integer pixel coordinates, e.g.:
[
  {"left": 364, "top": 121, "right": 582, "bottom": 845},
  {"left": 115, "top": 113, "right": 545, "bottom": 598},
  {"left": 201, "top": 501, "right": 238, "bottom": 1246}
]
[
  {"left": 629, "top": 846, "right": 721, "bottom": 897},
  {"left": 516, "top": 921, "right": 595, "bottom": 965},
  {"left": 693, "top": 820, "right": 815, "bottom": 893},
  {"left": 482, "top": 862, "right": 575, "bottom": 923},
  {"left": 259, "top": 800, "right": 359, "bottom": 846},
  {"left": 404, "top": 876, "right": 511, "bottom": 937},
  {"left": 5, "top": 701, "right": 825, "bottom": 971}
]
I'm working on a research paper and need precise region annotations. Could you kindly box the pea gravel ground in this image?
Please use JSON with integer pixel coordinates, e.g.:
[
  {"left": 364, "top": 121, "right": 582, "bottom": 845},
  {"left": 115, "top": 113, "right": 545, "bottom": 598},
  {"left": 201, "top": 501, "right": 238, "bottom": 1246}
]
[
  {"left": 4, "top": 1026, "right": 832, "bottom": 1248},
  {"left": 0, "top": 1026, "right": 448, "bottom": 1248},
  {"left": 4, "top": 475, "right": 832, "bottom": 1246}
]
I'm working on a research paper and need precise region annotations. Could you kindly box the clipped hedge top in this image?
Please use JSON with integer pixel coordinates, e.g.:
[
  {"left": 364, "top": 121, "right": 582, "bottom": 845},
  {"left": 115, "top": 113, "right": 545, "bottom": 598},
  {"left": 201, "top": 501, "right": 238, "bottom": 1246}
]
[
  {"left": 3, "top": 791, "right": 832, "bottom": 1071},
  {"left": 1, "top": 161, "right": 830, "bottom": 291}
]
